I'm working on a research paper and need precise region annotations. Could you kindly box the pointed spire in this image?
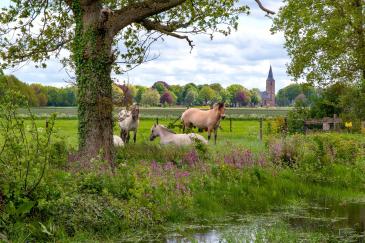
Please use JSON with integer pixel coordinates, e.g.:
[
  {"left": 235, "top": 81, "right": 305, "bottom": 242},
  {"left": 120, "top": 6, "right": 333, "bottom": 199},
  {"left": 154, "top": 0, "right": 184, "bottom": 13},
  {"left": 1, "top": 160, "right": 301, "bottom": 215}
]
[{"left": 267, "top": 65, "right": 274, "bottom": 80}]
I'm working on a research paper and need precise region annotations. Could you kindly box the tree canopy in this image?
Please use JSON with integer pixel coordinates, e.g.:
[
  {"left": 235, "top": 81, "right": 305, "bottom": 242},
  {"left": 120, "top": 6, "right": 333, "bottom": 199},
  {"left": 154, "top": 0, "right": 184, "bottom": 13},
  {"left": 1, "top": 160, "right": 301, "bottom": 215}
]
[{"left": 272, "top": 0, "right": 365, "bottom": 85}]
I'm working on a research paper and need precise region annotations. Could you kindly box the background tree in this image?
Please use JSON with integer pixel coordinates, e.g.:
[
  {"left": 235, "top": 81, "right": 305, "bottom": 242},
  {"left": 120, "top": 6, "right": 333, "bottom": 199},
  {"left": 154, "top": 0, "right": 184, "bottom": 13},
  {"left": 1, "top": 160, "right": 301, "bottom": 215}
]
[
  {"left": 226, "top": 84, "right": 244, "bottom": 106},
  {"left": 198, "top": 85, "right": 216, "bottom": 105},
  {"left": 250, "top": 88, "right": 262, "bottom": 106},
  {"left": 152, "top": 81, "right": 168, "bottom": 95},
  {"left": 272, "top": 0, "right": 365, "bottom": 85},
  {"left": 276, "top": 83, "right": 317, "bottom": 107},
  {"left": 219, "top": 88, "right": 230, "bottom": 104},
  {"left": 160, "top": 91, "right": 175, "bottom": 106},
  {"left": 141, "top": 89, "right": 160, "bottom": 107},
  {"left": 0, "top": 0, "right": 274, "bottom": 162},
  {"left": 135, "top": 86, "right": 147, "bottom": 104},
  {"left": 184, "top": 89, "right": 198, "bottom": 106},
  {"left": 235, "top": 91, "right": 248, "bottom": 107}
]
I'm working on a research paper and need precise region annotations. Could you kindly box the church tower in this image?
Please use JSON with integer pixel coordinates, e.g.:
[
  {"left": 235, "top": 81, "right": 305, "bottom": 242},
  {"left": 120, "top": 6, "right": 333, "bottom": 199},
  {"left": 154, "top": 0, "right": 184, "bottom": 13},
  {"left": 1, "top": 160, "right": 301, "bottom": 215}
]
[{"left": 265, "top": 65, "right": 275, "bottom": 106}]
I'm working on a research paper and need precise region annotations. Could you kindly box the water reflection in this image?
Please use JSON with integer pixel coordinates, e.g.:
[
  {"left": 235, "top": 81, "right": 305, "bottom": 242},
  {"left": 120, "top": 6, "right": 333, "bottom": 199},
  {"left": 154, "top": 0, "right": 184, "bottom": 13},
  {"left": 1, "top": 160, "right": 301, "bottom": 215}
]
[{"left": 165, "top": 202, "right": 365, "bottom": 242}]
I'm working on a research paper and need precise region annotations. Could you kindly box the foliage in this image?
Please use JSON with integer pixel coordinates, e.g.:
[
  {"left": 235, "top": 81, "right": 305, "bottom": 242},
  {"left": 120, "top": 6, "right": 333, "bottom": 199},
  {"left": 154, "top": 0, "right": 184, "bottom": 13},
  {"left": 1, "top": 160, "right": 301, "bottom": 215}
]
[
  {"left": 152, "top": 81, "right": 169, "bottom": 95},
  {"left": 286, "top": 99, "right": 310, "bottom": 133},
  {"left": 272, "top": 0, "right": 365, "bottom": 85},
  {"left": 141, "top": 89, "right": 161, "bottom": 107},
  {"left": 267, "top": 133, "right": 364, "bottom": 169},
  {"left": 160, "top": 91, "right": 175, "bottom": 106},
  {"left": 0, "top": 74, "right": 77, "bottom": 107},
  {"left": 276, "top": 83, "right": 317, "bottom": 107},
  {"left": 2, "top": 72, "right": 278, "bottom": 108},
  {"left": 198, "top": 86, "right": 216, "bottom": 105},
  {"left": 0, "top": 84, "right": 57, "bottom": 238},
  {"left": 234, "top": 90, "right": 249, "bottom": 106},
  {"left": 250, "top": 88, "right": 262, "bottom": 106}
]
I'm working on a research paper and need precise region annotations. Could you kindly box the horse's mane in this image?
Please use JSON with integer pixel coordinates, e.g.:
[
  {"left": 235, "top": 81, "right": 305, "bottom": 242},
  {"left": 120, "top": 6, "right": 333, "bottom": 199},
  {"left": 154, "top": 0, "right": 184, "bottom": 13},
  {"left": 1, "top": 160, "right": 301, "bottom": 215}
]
[{"left": 158, "top": 125, "right": 176, "bottom": 134}]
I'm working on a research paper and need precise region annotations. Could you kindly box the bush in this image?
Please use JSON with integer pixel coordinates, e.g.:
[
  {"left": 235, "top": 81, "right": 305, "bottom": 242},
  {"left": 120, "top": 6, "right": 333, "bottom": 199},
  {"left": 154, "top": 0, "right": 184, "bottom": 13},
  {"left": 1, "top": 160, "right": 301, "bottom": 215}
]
[
  {"left": 267, "top": 134, "right": 364, "bottom": 168},
  {"left": 286, "top": 99, "right": 310, "bottom": 134}
]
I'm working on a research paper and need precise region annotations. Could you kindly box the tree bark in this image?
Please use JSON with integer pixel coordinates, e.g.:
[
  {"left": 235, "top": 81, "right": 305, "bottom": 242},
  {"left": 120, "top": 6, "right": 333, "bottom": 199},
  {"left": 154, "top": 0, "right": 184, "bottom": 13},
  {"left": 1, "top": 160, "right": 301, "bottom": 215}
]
[{"left": 72, "top": 1, "right": 115, "bottom": 166}]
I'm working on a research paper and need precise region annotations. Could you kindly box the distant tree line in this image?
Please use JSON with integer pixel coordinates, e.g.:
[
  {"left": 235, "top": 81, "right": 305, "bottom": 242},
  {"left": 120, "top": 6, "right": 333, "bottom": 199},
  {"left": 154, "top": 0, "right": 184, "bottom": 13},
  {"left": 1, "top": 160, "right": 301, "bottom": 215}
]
[
  {"left": 6, "top": 70, "right": 361, "bottom": 114},
  {"left": 114, "top": 81, "right": 263, "bottom": 108},
  {"left": 0, "top": 72, "right": 76, "bottom": 107}
]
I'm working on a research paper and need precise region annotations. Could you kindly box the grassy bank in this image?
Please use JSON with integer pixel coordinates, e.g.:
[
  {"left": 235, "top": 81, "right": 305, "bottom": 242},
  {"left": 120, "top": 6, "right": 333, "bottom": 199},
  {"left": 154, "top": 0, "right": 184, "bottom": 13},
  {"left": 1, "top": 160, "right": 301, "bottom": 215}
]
[{"left": 1, "top": 120, "right": 365, "bottom": 241}]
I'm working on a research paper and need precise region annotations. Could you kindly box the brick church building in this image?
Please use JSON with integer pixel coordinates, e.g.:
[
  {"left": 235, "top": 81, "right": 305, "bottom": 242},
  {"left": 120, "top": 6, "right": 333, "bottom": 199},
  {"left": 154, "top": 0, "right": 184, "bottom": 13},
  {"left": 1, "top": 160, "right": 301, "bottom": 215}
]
[{"left": 260, "top": 65, "right": 275, "bottom": 107}]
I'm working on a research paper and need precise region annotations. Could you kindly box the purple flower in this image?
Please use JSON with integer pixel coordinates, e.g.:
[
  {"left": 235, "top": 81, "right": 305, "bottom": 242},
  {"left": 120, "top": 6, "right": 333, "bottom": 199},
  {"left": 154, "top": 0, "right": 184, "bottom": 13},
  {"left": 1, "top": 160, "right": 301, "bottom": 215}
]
[
  {"left": 182, "top": 150, "right": 199, "bottom": 167},
  {"left": 163, "top": 162, "right": 175, "bottom": 171},
  {"left": 223, "top": 148, "right": 256, "bottom": 168}
]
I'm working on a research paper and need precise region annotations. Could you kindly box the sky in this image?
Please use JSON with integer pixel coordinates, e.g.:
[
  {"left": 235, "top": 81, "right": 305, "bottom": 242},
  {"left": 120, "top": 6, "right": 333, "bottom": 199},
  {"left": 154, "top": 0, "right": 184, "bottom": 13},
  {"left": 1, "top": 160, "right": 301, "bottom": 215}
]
[{"left": 1, "top": 0, "right": 294, "bottom": 92}]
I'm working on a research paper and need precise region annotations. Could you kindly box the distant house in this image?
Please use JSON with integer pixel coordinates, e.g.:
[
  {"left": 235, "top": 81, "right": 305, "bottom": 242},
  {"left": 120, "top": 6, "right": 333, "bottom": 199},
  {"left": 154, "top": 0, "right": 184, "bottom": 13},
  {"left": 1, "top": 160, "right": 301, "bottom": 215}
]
[{"left": 260, "top": 65, "right": 275, "bottom": 107}]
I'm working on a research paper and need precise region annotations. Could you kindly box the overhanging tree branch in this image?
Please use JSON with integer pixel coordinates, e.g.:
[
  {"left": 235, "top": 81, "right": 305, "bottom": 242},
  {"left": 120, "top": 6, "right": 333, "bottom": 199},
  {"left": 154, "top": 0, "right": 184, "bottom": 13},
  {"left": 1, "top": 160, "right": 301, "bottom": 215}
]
[
  {"left": 254, "top": 0, "right": 275, "bottom": 15},
  {"left": 140, "top": 19, "right": 194, "bottom": 50},
  {"left": 110, "top": 0, "right": 187, "bottom": 35}
]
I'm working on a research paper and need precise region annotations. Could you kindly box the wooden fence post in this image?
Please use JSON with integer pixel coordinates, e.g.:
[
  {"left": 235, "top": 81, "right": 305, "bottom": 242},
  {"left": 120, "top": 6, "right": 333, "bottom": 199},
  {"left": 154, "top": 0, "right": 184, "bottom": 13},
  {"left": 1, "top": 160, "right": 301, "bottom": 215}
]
[
  {"left": 230, "top": 117, "right": 232, "bottom": 132},
  {"left": 304, "top": 121, "right": 307, "bottom": 135},
  {"left": 259, "top": 118, "right": 263, "bottom": 142},
  {"left": 156, "top": 117, "right": 159, "bottom": 124},
  {"left": 45, "top": 118, "right": 49, "bottom": 129}
]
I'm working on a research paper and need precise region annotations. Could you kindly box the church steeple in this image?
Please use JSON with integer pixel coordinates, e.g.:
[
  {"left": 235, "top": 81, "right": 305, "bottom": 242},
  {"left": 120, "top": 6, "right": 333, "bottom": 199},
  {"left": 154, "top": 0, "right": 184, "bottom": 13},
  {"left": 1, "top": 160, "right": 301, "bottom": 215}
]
[
  {"left": 267, "top": 65, "right": 274, "bottom": 80},
  {"left": 264, "top": 65, "right": 275, "bottom": 106}
]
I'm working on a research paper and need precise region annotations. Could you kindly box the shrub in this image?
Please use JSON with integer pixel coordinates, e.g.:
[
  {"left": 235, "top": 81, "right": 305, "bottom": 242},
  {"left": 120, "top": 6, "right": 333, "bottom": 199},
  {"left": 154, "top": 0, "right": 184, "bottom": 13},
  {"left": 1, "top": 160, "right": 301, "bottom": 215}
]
[
  {"left": 267, "top": 134, "right": 364, "bottom": 168},
  {"left": 286, "top": 99, "right": 310, "bottom": 134}
]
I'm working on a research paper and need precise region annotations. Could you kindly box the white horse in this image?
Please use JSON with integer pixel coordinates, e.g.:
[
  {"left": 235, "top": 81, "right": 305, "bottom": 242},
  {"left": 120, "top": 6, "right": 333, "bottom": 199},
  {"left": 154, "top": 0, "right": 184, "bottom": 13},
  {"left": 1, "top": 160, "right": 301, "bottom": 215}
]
[
  {"left": 118, "top": 105, "right": 139, "bottom": 143},
  {"left": 149, "top": 124, "right": 208, "bottom": 146},
  {"left": 113, "top": 135, "right": 124, "bottom": 147}
]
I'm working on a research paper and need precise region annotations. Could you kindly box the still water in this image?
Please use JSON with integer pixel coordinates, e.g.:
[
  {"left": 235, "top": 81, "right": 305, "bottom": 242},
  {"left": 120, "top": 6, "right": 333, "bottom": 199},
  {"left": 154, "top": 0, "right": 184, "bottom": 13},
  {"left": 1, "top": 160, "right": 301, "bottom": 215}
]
[{"left": 163, "top": 202, "right": 365, "bottom": 242}]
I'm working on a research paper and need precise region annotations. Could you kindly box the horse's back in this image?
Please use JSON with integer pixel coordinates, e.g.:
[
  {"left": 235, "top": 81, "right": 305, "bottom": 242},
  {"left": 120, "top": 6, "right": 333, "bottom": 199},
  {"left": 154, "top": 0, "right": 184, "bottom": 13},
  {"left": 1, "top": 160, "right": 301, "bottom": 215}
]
[
  {"left": 181, "top": 108, "right": 211, "bottom": 128},
  {"left": 188, "top": 133, "right": 208, "bottom": 144}
]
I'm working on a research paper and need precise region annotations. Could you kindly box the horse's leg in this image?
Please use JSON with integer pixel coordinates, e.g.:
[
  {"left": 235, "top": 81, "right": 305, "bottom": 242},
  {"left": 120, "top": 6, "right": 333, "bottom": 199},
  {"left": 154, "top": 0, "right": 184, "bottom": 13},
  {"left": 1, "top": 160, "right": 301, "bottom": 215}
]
[
  {"left": 133, "top": 129, "right": 137, "bottom": 143},
  {"left": 182, "top": 124, "right": 185, "bottom": 133},
  {"left": 126, "top": 131, "right": 130, "bottom": 143},
  {"left": 214, "top": 127, "right": 218, "bottom": 145},
  {"left": 207, "top": 128, "right": 211, "bottom": 142},
  {"left": 121, "top": 129, "right": 126, "bottom": 143}
]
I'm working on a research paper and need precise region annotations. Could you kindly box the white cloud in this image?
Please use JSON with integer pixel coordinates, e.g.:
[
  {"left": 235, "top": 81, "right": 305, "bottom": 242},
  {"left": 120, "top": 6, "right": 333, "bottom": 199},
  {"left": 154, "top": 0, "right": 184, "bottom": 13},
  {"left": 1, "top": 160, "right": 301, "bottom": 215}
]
[{"left": 3, "top": 0, "right": 295, "bottom": 92}]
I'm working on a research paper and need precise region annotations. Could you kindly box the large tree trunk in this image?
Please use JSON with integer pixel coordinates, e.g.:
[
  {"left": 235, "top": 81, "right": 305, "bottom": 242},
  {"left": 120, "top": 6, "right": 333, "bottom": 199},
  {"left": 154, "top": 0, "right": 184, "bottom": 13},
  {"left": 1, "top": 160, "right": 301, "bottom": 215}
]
[{"left": 72, "top": 1, "right": 115, "bottom": 166}]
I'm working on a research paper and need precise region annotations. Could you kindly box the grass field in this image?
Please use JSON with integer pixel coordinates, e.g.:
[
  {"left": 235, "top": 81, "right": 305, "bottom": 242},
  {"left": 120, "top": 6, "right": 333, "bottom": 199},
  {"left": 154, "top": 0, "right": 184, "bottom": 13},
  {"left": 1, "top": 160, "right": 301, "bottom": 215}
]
[
  {"left": 33, "top": 118, "right": 266, "bottom": 151},
  {"left": 19, "top": 106, "right": 291, "bottom": 119},
  {"left": 3, "top": 116, "right": 365, "bottom": 241}
]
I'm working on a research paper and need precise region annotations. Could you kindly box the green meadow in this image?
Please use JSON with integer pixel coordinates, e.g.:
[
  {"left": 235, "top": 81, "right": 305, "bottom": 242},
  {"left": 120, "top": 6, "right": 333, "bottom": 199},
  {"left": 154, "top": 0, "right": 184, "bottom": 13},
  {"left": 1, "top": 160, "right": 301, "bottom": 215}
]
[
  {"left": 33, "top": 118, "right": 265, "bottom": 150},
  {"left": 2, "top": 115, "right": 364, "bottom": 242}
]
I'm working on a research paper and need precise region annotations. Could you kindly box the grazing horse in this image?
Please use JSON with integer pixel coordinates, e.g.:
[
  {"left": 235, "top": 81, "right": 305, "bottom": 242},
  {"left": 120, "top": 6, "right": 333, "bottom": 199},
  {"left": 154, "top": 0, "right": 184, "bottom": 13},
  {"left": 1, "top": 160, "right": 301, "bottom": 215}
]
[
  {"left": 181, "top": 102, "right": 225, "bottom": 144},
  {"left": 149, "top": 124, "right": 208, "bottom": 146},
  {"left": 118, "top": 105, "right": 139, "bottom": 143}
]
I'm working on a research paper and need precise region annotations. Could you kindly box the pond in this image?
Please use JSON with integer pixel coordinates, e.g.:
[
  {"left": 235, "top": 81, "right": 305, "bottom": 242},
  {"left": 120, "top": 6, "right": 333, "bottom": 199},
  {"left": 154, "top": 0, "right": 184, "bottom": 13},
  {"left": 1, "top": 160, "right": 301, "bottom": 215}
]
[{"left": 161, "top": 202, "right": 365, "bottom": 242}]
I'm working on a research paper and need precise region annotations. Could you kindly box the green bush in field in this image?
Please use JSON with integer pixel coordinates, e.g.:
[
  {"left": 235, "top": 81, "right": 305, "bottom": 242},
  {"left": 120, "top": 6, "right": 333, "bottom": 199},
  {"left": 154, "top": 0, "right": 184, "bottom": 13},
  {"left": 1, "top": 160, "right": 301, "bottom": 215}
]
[
  {"left": 286, "top": 99, "right": 310, "bottom": 134},
  {"left": 267, "top": 133, "right": 364, "bottom": 168}
]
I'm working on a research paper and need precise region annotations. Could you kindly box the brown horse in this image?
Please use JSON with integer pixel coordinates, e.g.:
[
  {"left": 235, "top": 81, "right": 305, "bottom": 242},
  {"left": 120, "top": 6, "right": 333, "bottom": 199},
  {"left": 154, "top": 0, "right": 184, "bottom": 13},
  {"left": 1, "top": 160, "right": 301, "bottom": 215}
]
[{"left": 181, "top": 102, "right": 225, "bottom": 144}]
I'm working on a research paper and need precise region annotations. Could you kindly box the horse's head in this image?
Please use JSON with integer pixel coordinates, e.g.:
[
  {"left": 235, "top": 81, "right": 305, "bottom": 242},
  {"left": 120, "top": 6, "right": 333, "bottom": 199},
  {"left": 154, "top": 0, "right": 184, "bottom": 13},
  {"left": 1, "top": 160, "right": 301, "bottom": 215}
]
[
  {"left": 131, "top": 105, "right": 139, "bottom": 120},
  {"left": 214, "top": 102, "right": 226, "bottom": 120},
  {"left": 150, "top": 124, "right": 159, "bottom": 141}
]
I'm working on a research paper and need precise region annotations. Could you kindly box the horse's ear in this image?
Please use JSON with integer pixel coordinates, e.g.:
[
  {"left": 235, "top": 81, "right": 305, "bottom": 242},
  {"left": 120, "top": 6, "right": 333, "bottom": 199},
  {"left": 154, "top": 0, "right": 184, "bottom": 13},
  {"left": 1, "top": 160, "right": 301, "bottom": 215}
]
[{"left": 218, "top": 102, "right": 225, "bottom": 108}]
